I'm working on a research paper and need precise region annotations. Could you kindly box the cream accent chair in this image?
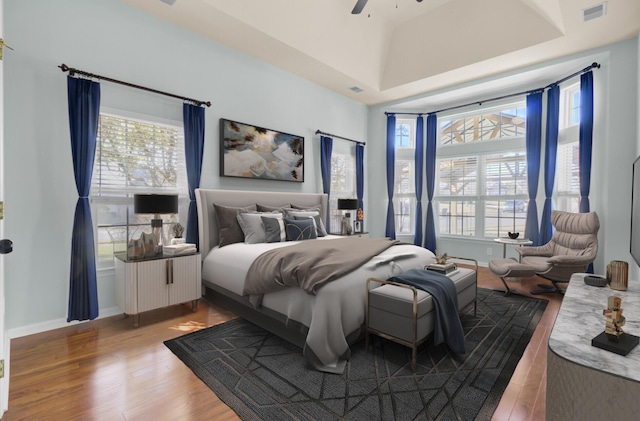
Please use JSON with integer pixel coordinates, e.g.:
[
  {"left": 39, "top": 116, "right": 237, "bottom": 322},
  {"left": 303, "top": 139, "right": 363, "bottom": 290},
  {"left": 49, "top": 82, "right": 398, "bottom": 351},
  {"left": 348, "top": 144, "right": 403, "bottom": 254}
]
[{"left": 516, "top": 210, "right": 600, "bottom": 294}]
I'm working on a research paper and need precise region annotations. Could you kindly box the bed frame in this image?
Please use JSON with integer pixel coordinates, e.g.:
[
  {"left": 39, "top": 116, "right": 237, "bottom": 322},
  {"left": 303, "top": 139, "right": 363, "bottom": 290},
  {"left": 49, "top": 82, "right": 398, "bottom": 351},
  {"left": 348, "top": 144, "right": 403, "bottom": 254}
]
[{"left": 195, "top": 188, "right": 329, "bottom": 347}]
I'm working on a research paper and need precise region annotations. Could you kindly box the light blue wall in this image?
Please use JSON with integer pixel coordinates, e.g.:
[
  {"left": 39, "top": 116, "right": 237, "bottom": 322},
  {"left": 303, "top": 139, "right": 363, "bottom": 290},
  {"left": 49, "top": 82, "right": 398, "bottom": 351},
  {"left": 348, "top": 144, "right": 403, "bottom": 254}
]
[
  {"left": 367, "top": 38, "right": 639, "bottom": 275},
  {"left": 3, "top": 0, "right": 367, "bottom": 330},
  {"left": 4, "top": 0, "right": 638, "bottom": 332}
]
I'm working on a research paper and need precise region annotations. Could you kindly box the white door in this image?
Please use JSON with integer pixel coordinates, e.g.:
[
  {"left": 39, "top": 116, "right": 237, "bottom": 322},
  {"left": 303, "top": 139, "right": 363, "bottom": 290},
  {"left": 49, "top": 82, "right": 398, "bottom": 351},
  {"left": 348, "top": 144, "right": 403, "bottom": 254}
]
[{"left": 0, "top": 0, "right": 9, "bottom": 416}]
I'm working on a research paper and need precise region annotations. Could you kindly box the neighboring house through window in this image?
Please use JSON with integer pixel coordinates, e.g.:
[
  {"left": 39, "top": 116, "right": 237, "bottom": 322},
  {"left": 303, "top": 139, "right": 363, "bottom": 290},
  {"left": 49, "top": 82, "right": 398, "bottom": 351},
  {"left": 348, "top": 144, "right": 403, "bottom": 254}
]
[
  {"left": 435, "top": 103, "right": 528, "bottom": 239},
  {"left": 91, "top": 110, "right": 188, "bottom": 270}
]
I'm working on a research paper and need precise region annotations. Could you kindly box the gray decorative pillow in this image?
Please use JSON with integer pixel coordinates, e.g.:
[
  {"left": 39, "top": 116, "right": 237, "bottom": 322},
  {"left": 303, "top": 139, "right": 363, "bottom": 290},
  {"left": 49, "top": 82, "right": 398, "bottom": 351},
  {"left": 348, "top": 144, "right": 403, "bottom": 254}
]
[
  {"left": 261, "top": 216, "right": 286, "bottom": 243},
  {"left": 237, "top": 211, "right": 283, "bottom": 244},
  {"left": 285, "top": 217, "right": 317, "bottom": 241},
  {"left": 285, "top": 208, "right": 327, "bottom": 237},
  {"left": 256, "top": 204, "right": 289, "bottom": 213},
  {"left": 290, "top": 203, "right": 323, "bottom": 211},
  {"left": 213, "top": 203, "right": 257, "bottom": 247}
]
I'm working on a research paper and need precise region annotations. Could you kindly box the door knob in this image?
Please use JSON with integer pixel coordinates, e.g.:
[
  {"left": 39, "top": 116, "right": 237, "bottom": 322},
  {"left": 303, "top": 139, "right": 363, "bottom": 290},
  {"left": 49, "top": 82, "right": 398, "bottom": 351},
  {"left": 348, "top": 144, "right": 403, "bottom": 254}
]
[{"left": 0, "top": 239, "right": 13, "bottom": 254}]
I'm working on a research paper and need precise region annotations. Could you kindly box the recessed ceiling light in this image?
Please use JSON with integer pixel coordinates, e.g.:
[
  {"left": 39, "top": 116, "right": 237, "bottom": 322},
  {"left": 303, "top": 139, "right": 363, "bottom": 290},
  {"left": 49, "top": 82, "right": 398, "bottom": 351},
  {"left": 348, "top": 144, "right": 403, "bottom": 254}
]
[
  {"left": 350, "top": 86, "right": 364, "bottom": 93},
  {"left": 582, "top": 2, "right": 607, "bottom": 22}
]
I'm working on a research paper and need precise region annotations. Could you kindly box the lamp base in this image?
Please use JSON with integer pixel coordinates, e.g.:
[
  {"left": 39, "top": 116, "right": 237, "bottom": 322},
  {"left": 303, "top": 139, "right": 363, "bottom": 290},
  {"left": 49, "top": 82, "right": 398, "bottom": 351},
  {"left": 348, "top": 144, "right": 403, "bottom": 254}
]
[
  {"left": 341, "top": 215, "right": 353, "bottom": 235},
  {"left": 151, "top": 216, "right": 167, "bottom": 254}
]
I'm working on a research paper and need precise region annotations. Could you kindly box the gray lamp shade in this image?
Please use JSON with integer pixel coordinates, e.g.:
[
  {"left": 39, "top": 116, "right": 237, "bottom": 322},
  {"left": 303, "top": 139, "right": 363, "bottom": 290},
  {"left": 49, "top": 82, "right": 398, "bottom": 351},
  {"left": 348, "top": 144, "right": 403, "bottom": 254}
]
[
  {"left": 337, "top": 198, "right": 358, "bottom": 210},
  {"left": 134, "top": 194, "right": 178, "bottom": 214}
]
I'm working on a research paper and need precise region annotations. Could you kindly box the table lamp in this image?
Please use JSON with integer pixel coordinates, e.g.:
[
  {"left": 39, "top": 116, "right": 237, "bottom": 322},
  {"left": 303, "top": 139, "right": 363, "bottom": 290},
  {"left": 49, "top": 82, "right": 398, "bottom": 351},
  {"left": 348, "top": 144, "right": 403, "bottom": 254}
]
[
  {"left": 338, "top": 198, "right": 358, "bottom": 235},
  {"left": 134, "top": 194, "right": 178, "bottom": 251}
]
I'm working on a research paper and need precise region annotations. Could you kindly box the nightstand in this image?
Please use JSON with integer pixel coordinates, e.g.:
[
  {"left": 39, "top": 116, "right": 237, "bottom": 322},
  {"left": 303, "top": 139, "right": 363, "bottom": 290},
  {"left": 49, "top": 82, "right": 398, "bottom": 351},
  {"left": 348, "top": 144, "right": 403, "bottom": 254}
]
[
  {"left": 114, "top": 252, "right": 201, "bottom": 327},
  {"left": 329, "top": 232, "right": 369, "bottom": 238}
]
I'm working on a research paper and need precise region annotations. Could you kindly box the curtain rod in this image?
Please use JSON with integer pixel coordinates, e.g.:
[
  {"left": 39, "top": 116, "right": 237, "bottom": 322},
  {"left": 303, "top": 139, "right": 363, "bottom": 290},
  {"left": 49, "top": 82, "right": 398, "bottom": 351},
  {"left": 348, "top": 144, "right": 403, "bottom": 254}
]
[
  {"left": 315, "top": 130, "right": 365, "bottom": 145},
  {"left": 58, "top": 64, "right": 211, "bottom": 108},
  {"left": 386, "top": 62, "right": 600, "bottom": 117}
]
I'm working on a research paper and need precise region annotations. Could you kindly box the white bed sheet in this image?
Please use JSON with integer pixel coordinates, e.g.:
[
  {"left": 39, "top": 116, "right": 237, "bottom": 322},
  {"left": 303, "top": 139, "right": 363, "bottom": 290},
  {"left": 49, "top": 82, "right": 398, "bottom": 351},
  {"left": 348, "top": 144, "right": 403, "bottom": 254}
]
[{"left": 202, "top": 237, "right": 436, "bottom": 372}]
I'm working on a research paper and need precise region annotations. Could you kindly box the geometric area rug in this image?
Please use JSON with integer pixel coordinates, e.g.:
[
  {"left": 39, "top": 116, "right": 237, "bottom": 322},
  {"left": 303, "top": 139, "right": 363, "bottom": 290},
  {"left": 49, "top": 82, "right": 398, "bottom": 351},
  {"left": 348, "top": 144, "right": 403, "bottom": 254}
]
[{"left": 165, "top": 289, "right": 547, "bottom": 420}]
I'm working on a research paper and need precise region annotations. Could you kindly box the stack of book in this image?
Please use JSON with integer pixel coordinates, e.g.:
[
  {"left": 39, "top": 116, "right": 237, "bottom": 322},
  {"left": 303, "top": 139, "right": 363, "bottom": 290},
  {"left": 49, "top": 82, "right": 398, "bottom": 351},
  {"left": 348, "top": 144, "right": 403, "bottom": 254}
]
[
  {"left": 426, "top": 262, "right": 458, "bottom": 275},
  {"left": 163, "top": 243, "right": 197, "bottom": 256}
]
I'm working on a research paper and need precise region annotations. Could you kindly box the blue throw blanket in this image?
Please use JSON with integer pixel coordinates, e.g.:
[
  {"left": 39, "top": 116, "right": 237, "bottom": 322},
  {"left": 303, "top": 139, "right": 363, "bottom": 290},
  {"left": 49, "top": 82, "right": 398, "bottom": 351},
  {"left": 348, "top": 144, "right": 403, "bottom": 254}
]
[{"left": 388, "top": 269, "right": 466, "bottom": 354}]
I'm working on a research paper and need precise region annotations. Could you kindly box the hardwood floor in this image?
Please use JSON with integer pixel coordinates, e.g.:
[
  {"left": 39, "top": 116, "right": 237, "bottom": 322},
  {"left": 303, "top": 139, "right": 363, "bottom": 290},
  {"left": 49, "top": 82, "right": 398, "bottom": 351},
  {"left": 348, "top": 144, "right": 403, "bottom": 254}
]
[{"left": 4, "top": 268, "right": 561, "bottom": 421}]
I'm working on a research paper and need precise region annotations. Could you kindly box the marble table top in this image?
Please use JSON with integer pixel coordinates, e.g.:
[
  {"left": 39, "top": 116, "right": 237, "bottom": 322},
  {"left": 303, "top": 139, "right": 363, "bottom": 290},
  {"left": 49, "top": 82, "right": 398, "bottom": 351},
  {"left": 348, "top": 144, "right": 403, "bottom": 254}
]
[{"left": 549, "top": 273, "right": 640, "bottom": 383}]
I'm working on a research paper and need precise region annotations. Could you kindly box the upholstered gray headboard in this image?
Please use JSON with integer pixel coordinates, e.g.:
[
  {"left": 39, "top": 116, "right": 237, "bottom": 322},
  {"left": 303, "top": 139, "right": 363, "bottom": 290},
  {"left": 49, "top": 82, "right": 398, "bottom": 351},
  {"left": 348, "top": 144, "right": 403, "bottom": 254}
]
[{"left": 195, "top": 189, "right": 329, "bottom": 257}]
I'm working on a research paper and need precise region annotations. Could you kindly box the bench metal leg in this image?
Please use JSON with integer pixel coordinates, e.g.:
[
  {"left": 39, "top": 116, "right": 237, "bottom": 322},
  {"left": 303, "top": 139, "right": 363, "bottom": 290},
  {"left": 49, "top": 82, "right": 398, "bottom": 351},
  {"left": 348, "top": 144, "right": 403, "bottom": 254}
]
[{"left": 411, "top": 346, "right": 417, "bottom": 372}]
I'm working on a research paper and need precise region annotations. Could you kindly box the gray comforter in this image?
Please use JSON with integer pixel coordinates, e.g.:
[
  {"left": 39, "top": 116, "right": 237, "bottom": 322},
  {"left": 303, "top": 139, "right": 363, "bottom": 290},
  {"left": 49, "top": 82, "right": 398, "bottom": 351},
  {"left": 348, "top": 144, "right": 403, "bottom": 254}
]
[{"left": 243, "top": 237, "right": 399, "bottom": 307}]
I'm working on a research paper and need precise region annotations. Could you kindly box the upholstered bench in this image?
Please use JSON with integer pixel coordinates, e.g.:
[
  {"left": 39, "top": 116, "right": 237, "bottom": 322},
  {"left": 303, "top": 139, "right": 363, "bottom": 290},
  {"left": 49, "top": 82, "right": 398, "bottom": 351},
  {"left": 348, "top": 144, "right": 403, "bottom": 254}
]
[
  {"left": 366, "top": 263, "right": 477, "bottom": 371},
  {"left": 488, "top": 257, "right": 536, "bottom": 296}
]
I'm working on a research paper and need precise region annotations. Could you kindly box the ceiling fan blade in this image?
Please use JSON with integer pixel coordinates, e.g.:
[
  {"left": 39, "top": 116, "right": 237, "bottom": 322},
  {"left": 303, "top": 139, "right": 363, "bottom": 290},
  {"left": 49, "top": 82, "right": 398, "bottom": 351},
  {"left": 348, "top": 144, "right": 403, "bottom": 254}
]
[{"left": 352, "top": 0, "right": 368, "bottom": 14}]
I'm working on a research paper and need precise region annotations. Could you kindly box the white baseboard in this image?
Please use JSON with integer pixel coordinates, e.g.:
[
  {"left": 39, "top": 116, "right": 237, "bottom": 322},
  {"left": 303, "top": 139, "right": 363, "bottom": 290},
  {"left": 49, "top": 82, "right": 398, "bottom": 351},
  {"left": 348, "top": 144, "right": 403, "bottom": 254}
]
[{"left": 7, "top": 306, "right": 122, "bottom": 339}]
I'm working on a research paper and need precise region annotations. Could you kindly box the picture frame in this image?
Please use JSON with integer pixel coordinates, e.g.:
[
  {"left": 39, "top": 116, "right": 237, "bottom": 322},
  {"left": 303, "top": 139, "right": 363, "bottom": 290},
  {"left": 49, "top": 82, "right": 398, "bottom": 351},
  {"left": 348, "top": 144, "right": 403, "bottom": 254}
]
[
  {"left": 354, "top": 220, "right": 363, "bottom": 233},
  {"left": 219, "top": 118, "right": 304, "bottom": 182}
]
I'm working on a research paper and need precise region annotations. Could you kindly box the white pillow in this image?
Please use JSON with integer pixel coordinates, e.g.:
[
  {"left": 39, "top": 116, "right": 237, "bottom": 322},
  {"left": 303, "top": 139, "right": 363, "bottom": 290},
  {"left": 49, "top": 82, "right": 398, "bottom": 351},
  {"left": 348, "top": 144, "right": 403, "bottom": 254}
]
[{"left": 236, "top": 211, "right": 283, "bottom": 244}]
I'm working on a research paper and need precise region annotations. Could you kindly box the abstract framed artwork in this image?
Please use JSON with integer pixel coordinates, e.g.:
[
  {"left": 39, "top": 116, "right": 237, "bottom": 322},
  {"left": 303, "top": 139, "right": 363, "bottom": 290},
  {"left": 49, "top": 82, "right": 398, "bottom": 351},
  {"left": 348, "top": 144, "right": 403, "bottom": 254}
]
[{"left": 219, "top": 118, "right": 304, "bottom": 182}]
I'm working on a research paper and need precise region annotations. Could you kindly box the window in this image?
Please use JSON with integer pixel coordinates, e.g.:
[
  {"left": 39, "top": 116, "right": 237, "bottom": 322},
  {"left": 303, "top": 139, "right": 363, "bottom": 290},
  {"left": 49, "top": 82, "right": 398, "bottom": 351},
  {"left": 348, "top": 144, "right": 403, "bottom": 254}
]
[
  {"left": 440, "top": 107, "right": 526, "bottom": 145},
  {"left": 435, "top": 103, "right": 528, "bottom": 239},
  {"left": 393, "top": 119, "right": 416, "bottom": 236},
  {"left": 330, "top": 147, "right": 356, "bottom": 233},
  {"left": 92, "top": 111, "right": 188, "bottom": 269},
  {"left": 561, "top": 84, "right": 581, "bottom": 129},
  {"left": 395, "top": 121, "right": 413, "bottom": 148},
  {"left": 556, "top": 83, "right": 581, "bottom": 212}
]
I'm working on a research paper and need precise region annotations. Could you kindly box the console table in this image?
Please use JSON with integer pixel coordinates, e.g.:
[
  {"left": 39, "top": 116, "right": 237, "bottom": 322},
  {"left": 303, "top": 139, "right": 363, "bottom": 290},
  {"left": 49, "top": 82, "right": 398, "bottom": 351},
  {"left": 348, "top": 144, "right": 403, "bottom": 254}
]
[{"left": 547, "top": 273, "right": 640, "bottom": 420}]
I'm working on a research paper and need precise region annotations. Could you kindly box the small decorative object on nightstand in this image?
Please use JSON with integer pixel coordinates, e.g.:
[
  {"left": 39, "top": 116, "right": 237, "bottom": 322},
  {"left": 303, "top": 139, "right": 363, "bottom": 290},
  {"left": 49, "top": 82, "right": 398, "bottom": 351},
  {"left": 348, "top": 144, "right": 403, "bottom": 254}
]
[
  {"left": 171, "top": 222, "right": 185, "bottom": 245},
  {"left": 354, "top": 220, "right": 362, "bottom": 233}
]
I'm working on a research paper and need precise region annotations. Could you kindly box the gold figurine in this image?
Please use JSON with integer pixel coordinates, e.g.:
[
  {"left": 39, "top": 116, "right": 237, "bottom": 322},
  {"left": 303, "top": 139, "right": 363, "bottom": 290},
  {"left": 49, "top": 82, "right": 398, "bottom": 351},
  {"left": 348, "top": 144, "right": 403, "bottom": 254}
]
[{"left": 603, "top": 296, "right": 626, "bottom": 342}]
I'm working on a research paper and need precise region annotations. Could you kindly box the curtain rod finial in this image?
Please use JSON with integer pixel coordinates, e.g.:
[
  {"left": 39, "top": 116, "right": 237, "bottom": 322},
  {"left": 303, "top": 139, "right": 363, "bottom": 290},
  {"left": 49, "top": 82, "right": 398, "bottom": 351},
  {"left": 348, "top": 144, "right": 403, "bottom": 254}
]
[{"left": 59, "top": 64, "right": 69, "bottom": 72}]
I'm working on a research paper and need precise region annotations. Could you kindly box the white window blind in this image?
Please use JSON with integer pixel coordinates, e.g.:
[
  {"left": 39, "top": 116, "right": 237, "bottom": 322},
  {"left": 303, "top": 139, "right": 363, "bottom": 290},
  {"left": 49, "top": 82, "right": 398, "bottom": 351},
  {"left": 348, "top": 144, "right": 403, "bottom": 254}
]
[
  {"left": 93, "top": 113, "right": 187, "bottom": 196},
  {"left": 394, "top": 159, "right": 415, "bottom": 234}
]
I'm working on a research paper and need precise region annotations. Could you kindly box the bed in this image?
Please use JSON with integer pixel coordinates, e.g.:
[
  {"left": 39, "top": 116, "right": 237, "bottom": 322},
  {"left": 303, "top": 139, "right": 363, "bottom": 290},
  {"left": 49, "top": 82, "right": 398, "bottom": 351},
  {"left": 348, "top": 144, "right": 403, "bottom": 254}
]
[{"left": 195, "top": 188, "right": 436, "bottom": 373}]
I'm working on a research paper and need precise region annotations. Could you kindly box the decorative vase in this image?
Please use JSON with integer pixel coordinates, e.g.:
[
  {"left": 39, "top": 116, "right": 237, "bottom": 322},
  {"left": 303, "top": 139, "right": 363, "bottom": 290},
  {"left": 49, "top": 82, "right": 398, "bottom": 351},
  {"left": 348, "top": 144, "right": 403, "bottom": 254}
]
[{"left": 607, "top": 260, "right": 629, "bottom": 291}]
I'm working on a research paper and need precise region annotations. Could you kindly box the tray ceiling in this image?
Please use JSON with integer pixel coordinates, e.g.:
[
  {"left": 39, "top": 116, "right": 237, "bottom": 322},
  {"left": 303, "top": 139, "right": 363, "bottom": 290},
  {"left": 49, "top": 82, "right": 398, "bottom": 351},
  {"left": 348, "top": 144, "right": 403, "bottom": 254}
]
[{"left": 122, "top": 0, "right": 639, "bottom": 105}]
